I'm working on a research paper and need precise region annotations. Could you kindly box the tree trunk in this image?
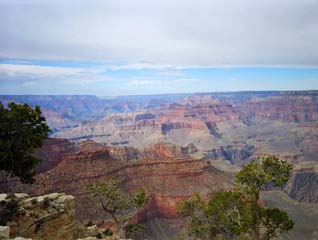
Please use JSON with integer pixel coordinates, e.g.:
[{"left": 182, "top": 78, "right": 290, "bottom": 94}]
[
  {"left": 118, "top": 225, "right": 126, "bottom": 239},
  {"left": 110, "top": 213, "right": 126, "bottom": 238},
  {"left": 0, "top": 171, "right": 11, "bottom": 193}
]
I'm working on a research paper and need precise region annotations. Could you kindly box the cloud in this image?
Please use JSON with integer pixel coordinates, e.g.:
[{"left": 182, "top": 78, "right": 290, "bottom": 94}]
[
  {"left": 129, "top": 78, "right": 200, "bottom": 86},
  {"left": 156, "top": 70, "right": 184, "bottom": 77},
  {"left": 21, "top": 81, "right": 36, "bottom": 87},
  {"left": 105, "top": 63, "right": 173, "bottom": 70},
  {"left": 0, "top": 63, "right": 110, "bottom": 84},
  {"left": 0, "top": 64, "right": 87, "bottom": 78},
  {"left": 0, "top": 0, "right": 317, "bottom": 67}
]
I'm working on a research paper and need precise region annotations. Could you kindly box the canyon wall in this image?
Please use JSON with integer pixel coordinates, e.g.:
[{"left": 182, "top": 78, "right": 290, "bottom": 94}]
[
  {"left": 285, "top": 162, "right": 318, "bottom": 203},
  {"left": 29, "top": 142, "right": 232, "bottom": 223}
]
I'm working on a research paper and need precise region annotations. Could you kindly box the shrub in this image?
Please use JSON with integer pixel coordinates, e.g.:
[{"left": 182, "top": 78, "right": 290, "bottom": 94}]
[
  {"left": 103, "top": 227, "right": 113, "bottom": 236},
  {"left": 96, "top": 232, "right": 102, "bottom": 239},
  {"left": 31, "top": 198, "right": 38, "bottom": 205},
  {"left": 43, "top": 197, "right": 51, "bottom": 209},
  {"left": 85, "top": 220, "right": 94, "bottom": 227},
  {"left": 0, "top": 194, "right": 19, "bottom": 225}
]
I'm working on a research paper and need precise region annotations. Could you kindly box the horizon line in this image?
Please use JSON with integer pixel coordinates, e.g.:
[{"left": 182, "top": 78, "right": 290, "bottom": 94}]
[{"left": 1, "top": 89, "right": 318, "bottom": 98}]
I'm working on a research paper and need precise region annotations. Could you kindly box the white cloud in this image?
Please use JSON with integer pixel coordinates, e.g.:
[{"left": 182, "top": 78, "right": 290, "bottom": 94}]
[
  {"left": 156, "top": 70, "right": 184, "bottom": 77},
  {"left": 129, "top": 78, "right": 200, "bottom": 86},
  {"left": 105, "top": 63, "right": 173, "bottom": 70},
  {"left": 0, "top": 64, "right": 86, "bottom": 77},
  {"left": 0, "top": 0, "right": 317, "bottom": 67},
  {"left": 0, "top": 64, "right": 110, "bottom": 84},
  {"left": 21, "top": 81, "right": 37, "bottom": 87}
]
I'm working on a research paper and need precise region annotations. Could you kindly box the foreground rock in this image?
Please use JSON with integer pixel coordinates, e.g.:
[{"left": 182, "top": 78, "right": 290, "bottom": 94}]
[
  {"left": 0, "top": 226, "right": 10, "bottom": 239},
  {"left": 0, "top": 193, "right": 80, "bottom": 240}
]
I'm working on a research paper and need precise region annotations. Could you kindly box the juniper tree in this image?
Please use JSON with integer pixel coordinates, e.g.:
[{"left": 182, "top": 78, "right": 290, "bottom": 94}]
[
  {"left": 88, "top": 177, "right": 149, "bottom": 238},
  {"left": 179, "top": 155, "right": 294, "bottom": 240},
  {"left": 0, "top": 102, "right": 50, "bottom": 184}
]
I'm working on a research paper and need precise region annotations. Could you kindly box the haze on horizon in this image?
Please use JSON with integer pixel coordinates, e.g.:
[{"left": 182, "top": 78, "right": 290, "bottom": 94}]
[{"left": 0, "top": 0, "right": 318, "bottom": 95}]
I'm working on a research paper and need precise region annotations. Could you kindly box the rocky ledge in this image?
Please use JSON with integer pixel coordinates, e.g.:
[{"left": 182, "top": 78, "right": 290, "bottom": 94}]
[
  {"left": 0, "top": 193, "right": 79, "bottom": 240},
  {"left": 0, "top": 193, "right": 133, "bottom": 240}
]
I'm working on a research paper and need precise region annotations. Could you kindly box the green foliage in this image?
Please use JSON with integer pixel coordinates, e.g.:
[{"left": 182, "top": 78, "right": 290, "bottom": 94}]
[
  {"left": 0, "top": 194, "right": 19, "bottom": 225},
  {"left": 173, "top": 233, "right": 187, "bottom": 240},
  {"left": 95, "top": 232, "right": 103, "bottom": 239},
  {"left": 177, "top": 192, "right": 205, "bottom": 217},
  {"left": 179, "top": 155, "right": 294, "bottom": 240},
  {"left": 235, "top": 155, "right": 293, "bottom": 200},
  {"left": 0, "top": 102, "right": 50, "bottom": 183},
  {"left": 88, "top": 177, "right": 127, "bottom": 216},
  {"left": 262, "top": 208, "right": 294, "bottom": 240},
  {"left": 88, "top": 177, "right": 149, "bottom": 238},
  {"left": 178, "top": 192, "right": 252, "bottom": 239},
  {"left": 206, "top": 191, "right": 253, "bottom": 238},
  {"left": 126, "top": 223, "right": 145, "bottom": 239},
  {"left": 132, "top": 189, "right": 149, "bottom": 208},
  {"left": 85, "top": 220, "right": 94, "bottom": 227},
  {"left": 235, "top": 162, "right": 269, "bottom": 198},
  {"left": 235, "top": 155, "right": 294, "bottom": 239},
  {"left": 260, "top": 155, "right": 293, "bottom": 187},
  {"left": 103, "top": 227, "right": 113, "bottom": 236}
]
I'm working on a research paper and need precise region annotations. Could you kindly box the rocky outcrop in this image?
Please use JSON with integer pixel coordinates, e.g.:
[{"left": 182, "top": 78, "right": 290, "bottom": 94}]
[
  {"left": 161, "top": 121, "right": 206, "bottom": 134},
  {"left": 0, "top": 226, "right": 10, "bottom": 239},
  {"left": 52, "top": 96, "right": 240, "bottom": 144},
  {"left": 207, "top": 143, "right": 255, "bottom": 164},
  {"left": 0, "top": 193, "right": 80, "bottom": 240},
  {"left": 25, "top": 141, "right": 233, "bottom": 223},
  {"left": 285, "top": 163, "right": 318, "bottom": 203},
  {"left": 139, "top": 143, "right": 196, "bottom": 160},
  {"left": 0, "top": 95, "right": 149, "bottom": 131},
  {"left": 135, "top": 113, "right": 156, "bottom": 121},
  {"left": 205, "top": 121, "right": 221, "bottom": 138},
  {"left": 108, "top": 146, "right": 140, "bottom": 161},
  {"left": 35, "top": 138, "right": 76, "bottom": 173},
  {"left": 241, "top": 94, "right": 318, "bottom": 123},
  {"left": 3, "top": 91, "right": 318, "bottom": 133},
  {"left": 48, "top": 92, "right": 318, "bottom": 169},
  {"left": 107, "top": 142, "right": 198, "bottom": 162},
  {"left": 0, "top": 95, "right": 109, "bottom": 130}
]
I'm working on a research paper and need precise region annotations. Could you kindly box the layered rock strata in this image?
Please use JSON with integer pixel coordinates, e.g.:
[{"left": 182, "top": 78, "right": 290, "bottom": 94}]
[
  {"left": 285, "top": 162, "right": 318, "bottom": 203},
  {"left": 30, "top": 142, "right": 232, "bottom": 222}
]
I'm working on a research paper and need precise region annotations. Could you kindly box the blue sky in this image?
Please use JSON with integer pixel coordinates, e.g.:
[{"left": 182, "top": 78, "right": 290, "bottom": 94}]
[
  {"left": 1, "top": 0, "right": 318, "bottom": 95},
  {"left": 1, "top": 58, "right": 318, "bottom": 96}
]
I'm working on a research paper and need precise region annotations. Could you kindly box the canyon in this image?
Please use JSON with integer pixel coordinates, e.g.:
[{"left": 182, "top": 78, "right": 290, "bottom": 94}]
[
  {"left": 49, "top": 91, "right": 318, "bottom": 165},
  {"left": 1, "top": 91, "right": 318, "bottom": 239}
]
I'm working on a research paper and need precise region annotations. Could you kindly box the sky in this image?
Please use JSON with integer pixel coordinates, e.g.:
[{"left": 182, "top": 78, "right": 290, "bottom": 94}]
[{"left": 0, "top": 0, "right": 318, "bottom": 95}]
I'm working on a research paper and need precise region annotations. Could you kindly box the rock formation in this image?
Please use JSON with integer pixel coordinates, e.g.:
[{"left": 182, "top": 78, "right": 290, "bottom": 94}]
[
  {"left": 26, "top": 142, "right": 233, "bottom": 223},
  {"left": 35, "top": 138, "right": 76, "bottom": 173},
  {"left": 1, "top": 91, "right": 318, "bottom": 239},
  {"left": 285, "top": 162, "right": 318, "bottom": 203},
  {"left": 207, "top": 142, "right": 255, "bottom": 165},
  {"left": 241, "top": 93, "right": 318, "bottom": 123},
  {"left": 0, "top": 193, "right": 79, "bottom": 240}
]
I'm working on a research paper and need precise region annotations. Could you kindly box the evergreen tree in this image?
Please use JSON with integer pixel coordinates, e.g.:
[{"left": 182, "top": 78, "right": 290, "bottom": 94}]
[
  {"left": 0, "top": 102, "right": 50, "bottom": 183},
  {"left": 88, "top": 177, "right": 149, "bottom": 238},
  {"left": 179, "top": 155, "right": 294, "bottom": 240}
]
